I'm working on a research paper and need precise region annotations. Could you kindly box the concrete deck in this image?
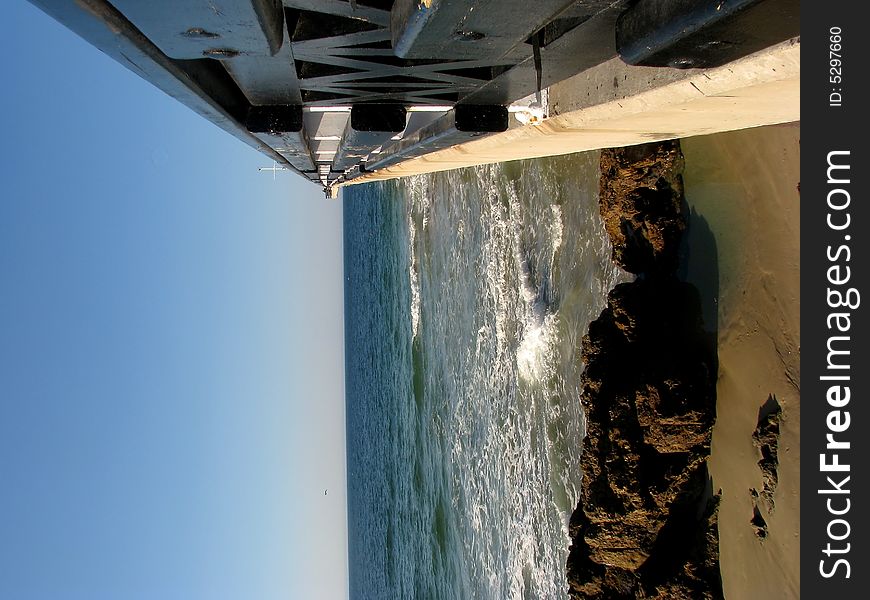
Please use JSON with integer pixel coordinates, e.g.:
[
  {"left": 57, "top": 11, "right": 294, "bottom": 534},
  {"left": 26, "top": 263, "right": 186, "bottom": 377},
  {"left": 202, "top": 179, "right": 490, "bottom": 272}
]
[{"left": 342, "top": 37, "right": 799, "bottom": 185}]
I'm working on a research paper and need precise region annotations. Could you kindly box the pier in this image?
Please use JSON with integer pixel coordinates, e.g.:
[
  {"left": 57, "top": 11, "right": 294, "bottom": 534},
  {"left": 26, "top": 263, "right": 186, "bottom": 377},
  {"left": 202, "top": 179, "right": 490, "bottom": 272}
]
[{"left": 30, "top": 0, "right": 799, "bottom": 196}]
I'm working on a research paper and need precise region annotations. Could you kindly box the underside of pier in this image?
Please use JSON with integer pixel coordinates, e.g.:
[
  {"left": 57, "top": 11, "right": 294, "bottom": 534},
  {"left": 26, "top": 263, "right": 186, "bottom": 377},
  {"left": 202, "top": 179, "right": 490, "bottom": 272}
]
[{"left": 30, "top": 0, "right": 800, "bottom": 196}]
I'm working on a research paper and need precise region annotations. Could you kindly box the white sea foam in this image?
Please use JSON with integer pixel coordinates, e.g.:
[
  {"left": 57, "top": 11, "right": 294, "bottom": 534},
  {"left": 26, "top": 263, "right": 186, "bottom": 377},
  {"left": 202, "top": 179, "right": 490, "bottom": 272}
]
[
  {"left": 514, "top": 196, "right": 563, "bottom": 383},
  {"left": 408, "top": 205, "right": 421, "bottom": 339},
  {"left": 548, "top": 204, "right": 564, "bottom": 267},
  {"left": 406, "top": 176, "right": 426, "bottom": 339},
  {"left": 517, "top": 312, "right": 559, "bottom": 382}
]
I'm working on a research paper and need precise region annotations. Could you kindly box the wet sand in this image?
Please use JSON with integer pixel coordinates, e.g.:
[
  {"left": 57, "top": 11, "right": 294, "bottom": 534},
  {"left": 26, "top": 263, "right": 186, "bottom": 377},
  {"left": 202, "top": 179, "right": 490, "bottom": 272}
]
[{"left": 680, "top": 123, "right": 801, "bottom": 599}]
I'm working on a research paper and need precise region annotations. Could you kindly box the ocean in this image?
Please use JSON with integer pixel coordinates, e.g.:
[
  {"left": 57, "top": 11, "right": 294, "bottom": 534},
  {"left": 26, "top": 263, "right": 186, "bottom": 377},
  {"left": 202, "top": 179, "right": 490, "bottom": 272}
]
[{"left": 343, "top": 153, "right": 629, "bottom": 600}]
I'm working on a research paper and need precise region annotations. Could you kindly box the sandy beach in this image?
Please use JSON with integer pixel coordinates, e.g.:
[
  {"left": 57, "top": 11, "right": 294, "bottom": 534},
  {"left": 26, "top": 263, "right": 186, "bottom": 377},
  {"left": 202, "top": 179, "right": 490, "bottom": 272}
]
[{"left": 681, "top": 123, "right": 801, "bottom": 599}]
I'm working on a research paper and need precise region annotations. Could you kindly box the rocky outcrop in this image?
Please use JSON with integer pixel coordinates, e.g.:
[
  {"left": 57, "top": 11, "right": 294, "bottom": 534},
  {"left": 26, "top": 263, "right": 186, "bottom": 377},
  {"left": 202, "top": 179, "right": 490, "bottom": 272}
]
[
  {"left": 566, "top": 142, "right": 722, "bottom": 599},
  {"left": 750, "top": 394, "right": 782, "bottom": 539},
  {"left": 598, "top": 141, "right": 686, "bottom": 276}
]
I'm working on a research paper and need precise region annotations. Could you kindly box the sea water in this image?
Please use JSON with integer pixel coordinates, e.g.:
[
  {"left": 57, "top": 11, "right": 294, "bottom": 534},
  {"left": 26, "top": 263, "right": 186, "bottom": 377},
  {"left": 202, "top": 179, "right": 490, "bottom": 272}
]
[{"left": 344, "top": 153, "right": 628, "bottom": 600}]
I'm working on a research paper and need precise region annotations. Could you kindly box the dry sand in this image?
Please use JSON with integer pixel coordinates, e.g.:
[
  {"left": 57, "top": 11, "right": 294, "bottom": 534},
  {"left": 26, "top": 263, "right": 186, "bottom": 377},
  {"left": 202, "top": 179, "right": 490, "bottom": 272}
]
[{"left": 680, "top": 124, "right": 801, "bottom": 599}]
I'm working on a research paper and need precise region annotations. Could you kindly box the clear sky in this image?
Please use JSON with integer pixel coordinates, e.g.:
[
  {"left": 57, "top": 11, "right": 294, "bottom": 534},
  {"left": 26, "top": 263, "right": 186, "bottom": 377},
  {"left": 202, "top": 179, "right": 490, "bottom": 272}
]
[{"left": 0, "top": 3, "right": 347, "bottom": 599}]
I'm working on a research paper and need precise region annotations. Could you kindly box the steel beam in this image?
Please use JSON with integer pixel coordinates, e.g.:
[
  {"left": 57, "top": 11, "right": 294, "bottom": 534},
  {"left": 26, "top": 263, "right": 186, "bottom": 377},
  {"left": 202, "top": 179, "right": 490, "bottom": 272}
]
[
  {"left": 223, "top": 22, "right": 302, "bottom": 105},
  {"left": 616, "top": 0, "right": 800, "bottom": 68},
  {"left": 28, "top": 0, "right": 301, "bottom": 174},
  {"left": 332, "top": 105, "right": 407, "bottom": 173},
  {"left": 246, "top": 105, "right": 316, "bottom": 173},
  {"left": 283, "top": 0, "right": 391, "bottom": 28},
  {"left": 458, "top": 1, "right": 629, "bottom": 105},
  {"left": 363, "top": 105, "right": 507, "bottom": 173},
  {"left": 110, "top": 0, "right": 285, "bottom": 59}
]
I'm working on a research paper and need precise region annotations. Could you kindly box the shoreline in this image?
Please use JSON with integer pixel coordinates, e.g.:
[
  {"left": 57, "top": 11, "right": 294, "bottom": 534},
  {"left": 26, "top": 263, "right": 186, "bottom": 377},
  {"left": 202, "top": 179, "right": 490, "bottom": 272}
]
[
  {"left": 681, "top": 123, "right": 801, "bottom": 598},
  {"left": 565, "top": 124, "right": 800, "bottom": 598}
]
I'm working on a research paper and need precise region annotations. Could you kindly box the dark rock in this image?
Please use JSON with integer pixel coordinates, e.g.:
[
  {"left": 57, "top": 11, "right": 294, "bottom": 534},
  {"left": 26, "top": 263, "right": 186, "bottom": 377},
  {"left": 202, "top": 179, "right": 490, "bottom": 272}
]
[
  {"left": 752, "top": 394, "right": 781, "bottom": 513},
  {"left": 598, "top": 141, "right": 686, "bottom": 275},
  {"left": 751, "top": 502, "right": 768, "bottom": 539},
  {"left": 566, "top": 141, "right": 722, "bottom": 598},
  {"left": 750, "top": 394, "right": 781, "bottom": 538}
]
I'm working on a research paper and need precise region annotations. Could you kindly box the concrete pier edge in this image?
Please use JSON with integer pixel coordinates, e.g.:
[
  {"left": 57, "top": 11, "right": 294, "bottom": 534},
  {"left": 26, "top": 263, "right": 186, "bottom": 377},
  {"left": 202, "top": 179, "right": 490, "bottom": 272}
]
[{"left": 342, "top": 37, "right": 799, "bottom": 185}]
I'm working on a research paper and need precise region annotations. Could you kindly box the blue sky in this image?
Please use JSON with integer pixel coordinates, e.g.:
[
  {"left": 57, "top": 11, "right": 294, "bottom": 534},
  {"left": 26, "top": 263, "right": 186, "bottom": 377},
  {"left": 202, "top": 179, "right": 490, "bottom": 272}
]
[{"left": 0, "top": 3, "right": 347, "bottom": 599}]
